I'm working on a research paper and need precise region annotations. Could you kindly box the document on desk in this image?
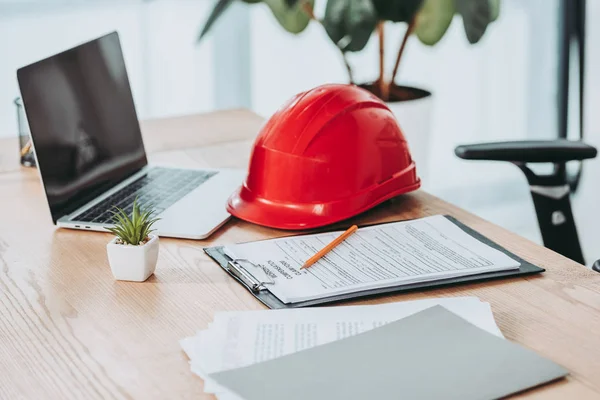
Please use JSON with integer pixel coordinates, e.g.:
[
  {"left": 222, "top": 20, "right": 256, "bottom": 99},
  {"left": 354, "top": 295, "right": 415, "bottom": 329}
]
[
  {"left": 208, "top": 306, "right": 567, "bottom": 400},
  {"left": 186, "top": 297, "right": 501, "bottom": 376},
  {"left": 180, "top": 297, "right": 503, "bottom": 398},
  {"left": 224, "top": 215, "right": 520, "bottom": 304}
]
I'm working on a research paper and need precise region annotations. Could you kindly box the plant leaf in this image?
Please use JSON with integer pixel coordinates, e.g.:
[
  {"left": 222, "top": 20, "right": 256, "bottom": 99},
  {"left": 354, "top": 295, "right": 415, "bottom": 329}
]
[
  {"left": 132, "top": 199, "right": 139, "bottom": 227},
  {"left": 197, "top": 0, "right": 312, "bottom": 43},
  {"left": 489, "top": 0, "right": 500, "bottom": 22},
  {"left": 262, "top": 0, "right": 314, "bottom": 34},
  {"left": 323, "top": 0, "right": 346, "bottom": 46},
  {"left": 414, "top": 0, "right": 455, "bottom": 46},
  {"left": 323, "top": 0, "right": 377, "bottom": 52},
  {"left": 372, "top": 0, "right": 424, "bottom": 22},
  {"left": 455, "top": 0, "right": 492, "bottom": 44},
  {"left": 112, "top": 208, "right": 129, "bottom": 228},
  {"left": 105, "top": 202, "right": 160, "bottom": 245},
  {"left": 197, "top": 0, "right": 236, "bottom": 43}
]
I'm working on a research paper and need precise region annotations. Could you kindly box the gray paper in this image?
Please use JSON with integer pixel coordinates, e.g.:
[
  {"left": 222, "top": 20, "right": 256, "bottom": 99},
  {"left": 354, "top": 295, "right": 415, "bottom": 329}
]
[{"left": 210, "top": 306, "right": 567, "bottom": 400}]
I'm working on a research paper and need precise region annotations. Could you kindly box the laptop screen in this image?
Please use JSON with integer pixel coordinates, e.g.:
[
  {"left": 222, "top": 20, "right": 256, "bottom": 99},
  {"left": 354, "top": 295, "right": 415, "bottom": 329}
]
[{"left": 17, "top": 32, "right": 147, "bottom": 223}]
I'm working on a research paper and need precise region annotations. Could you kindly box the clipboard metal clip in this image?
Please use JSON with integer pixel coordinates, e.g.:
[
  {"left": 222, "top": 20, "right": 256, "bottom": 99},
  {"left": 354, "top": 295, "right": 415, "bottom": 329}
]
[{"left": 227, "top": 259, "right": 275, "bottom": 293}]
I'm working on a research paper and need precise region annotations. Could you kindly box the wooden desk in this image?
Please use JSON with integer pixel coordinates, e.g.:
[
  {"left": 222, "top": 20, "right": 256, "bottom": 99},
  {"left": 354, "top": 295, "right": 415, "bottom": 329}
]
[{"left": 1, "top": 110, "right": 600, "bottom": 399}]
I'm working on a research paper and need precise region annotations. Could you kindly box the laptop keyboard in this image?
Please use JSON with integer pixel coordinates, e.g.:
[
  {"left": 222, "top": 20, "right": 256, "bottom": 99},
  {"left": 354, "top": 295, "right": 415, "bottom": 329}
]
[{"left": 72, "top": 167, "right": 218, "bottom": 224}]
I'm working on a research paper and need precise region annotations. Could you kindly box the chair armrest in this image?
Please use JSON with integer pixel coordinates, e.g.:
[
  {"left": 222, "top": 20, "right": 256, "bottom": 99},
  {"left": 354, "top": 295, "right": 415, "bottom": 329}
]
[{"left": 455, "top": 140, "right": 597, "bottom": 163}]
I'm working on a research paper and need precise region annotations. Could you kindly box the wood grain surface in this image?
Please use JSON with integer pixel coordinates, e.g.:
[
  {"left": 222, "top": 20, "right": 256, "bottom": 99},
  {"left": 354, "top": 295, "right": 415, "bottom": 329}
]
[{"left": 0, "top": 110, "right": 599, "bottom": 399}]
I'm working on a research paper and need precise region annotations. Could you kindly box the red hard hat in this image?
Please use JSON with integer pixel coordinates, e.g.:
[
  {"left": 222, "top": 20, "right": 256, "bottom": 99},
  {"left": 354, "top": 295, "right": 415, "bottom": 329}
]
[{"left": 227, "top": 84, "right": 420, "bottom": 230}]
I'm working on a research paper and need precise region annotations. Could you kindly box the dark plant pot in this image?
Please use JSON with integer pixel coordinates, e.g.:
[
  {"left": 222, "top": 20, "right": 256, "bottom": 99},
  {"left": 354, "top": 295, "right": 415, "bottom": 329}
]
[
  {"left": 358, "top": 82, "right": 434, "bottom": 184},
  {"left": 358, "top": 82, "right": 432, "bottom": 103}
]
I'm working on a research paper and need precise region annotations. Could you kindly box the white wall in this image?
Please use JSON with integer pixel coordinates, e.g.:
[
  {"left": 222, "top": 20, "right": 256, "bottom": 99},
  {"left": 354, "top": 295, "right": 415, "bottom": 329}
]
[
  {"left": 0, "top": 0, "right": 215, "bottom": 139},
  {"left": 139, "top": 0, "right": 216, "bottom": 118}
]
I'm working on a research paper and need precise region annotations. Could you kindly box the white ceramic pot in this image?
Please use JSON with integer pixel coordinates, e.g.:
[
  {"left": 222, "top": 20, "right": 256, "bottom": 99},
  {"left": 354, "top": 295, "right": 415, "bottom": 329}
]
[
  {"left": 106, "top": 235, "right": 159, "bottom": 282},
  {"left": 384, "top": 87, "right": 433, "bottom": 186}
]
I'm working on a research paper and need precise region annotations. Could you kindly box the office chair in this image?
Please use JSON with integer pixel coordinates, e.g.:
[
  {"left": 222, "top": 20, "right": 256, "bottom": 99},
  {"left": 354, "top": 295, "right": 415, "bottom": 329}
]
[
  {"left": 455, "top": 140, "right": 598, "bottom": 270},
  {"left": 456, "top": 0, "right": 600, "bottom": 270}
]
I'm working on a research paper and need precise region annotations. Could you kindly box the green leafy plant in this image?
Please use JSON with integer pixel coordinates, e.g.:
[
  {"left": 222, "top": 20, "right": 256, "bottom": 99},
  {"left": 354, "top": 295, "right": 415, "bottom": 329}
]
[
  {"left": 197, "top": 0, "right": 500, "bottom": 100},
  {"left": 105, "top": 200, "right": 160, "bottom": 246}
]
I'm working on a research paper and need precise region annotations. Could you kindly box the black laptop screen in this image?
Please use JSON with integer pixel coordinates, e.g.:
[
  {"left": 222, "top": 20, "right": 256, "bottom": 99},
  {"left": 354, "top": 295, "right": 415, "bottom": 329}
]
[{"left": 17, "top": 32, "right": 147, "bottom": 223}]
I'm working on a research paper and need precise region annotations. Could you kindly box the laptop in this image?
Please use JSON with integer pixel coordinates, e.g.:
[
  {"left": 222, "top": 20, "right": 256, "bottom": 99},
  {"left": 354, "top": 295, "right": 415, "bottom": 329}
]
[{"left": 17, "top": 32, "right": 245, "bottom": 239}]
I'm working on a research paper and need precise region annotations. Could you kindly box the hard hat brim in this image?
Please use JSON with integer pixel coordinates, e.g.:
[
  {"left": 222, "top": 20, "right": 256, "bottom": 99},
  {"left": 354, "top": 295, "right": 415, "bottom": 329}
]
[{"left": 227, "top": 175, "right": 421, "bottom": 230}]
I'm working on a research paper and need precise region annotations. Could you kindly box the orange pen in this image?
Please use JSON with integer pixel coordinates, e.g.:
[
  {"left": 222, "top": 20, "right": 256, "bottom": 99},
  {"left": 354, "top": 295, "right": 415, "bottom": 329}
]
[
  {"left": 301, "top": 225, "right": 358, "bottom": 270},
  {"left": 20, "top": 140, "right": 32, "bottom": 157}
]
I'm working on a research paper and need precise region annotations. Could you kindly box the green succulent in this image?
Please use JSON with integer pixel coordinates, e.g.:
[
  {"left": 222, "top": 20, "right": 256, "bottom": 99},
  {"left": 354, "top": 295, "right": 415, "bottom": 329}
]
[{"left": 105, "top": 200, "right": 160, "bottom": 246}]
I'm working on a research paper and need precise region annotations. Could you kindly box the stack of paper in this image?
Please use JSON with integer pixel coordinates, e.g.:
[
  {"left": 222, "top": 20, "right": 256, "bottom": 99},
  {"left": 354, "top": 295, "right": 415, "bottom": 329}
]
[{"left": 180, "top": 297, "right": 503, "bottom": 399}]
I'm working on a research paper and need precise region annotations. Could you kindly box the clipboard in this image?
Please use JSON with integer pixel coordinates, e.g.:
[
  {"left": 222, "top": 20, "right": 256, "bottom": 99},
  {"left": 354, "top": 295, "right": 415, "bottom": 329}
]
[{"left": 204, "top": 216, "right": 545, "bottom": 309}]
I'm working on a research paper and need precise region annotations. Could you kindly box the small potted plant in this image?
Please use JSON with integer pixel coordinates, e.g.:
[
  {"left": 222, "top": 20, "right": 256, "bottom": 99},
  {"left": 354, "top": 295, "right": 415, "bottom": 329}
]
[{"left": 106, "top": 201, "right": 160, "bottom": 282}]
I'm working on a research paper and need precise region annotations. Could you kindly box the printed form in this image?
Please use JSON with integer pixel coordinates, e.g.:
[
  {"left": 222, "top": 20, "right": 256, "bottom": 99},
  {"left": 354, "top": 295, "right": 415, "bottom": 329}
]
[
  {"left": 180, "top": 297, "right": 502, "bottom": 397},
  {"left": 225, "top": 215, "right": 520, "bottom": 304}
]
